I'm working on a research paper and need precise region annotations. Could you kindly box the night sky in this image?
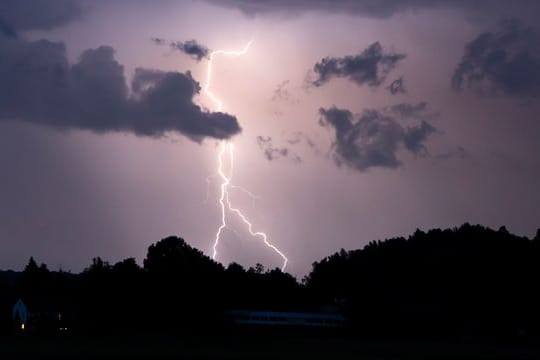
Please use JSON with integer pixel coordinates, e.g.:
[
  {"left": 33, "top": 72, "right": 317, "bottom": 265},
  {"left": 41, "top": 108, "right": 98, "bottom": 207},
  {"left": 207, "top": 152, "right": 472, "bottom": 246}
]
[{"left": 1, "top": 0, "right": 540, "bottom": 276}]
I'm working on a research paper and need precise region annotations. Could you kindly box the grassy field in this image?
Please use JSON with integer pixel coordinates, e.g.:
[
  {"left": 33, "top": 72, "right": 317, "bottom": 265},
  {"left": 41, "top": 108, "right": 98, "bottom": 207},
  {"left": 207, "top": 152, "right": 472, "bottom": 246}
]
[{"left": 2, "top": 332, "right": 540, "bottom": 359}]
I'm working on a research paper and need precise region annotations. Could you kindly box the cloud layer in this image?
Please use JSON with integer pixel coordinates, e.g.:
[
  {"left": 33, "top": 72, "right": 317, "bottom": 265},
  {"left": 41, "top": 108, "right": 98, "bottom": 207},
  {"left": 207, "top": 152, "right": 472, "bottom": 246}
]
[
  {"left": 207, "top": 0, "right": 539, "bottom": 18},
  {"left": 319, "top": 103, "right": 436, "bottom": 171},
  {"left": 0, "top": 35, "right": 240, "bottom": 141},
  {"left": 0, "top": 0, "right": 81, "bottom": 33},
  {"left": 312, "top": 42, "right": 406, "bottom": 88}
]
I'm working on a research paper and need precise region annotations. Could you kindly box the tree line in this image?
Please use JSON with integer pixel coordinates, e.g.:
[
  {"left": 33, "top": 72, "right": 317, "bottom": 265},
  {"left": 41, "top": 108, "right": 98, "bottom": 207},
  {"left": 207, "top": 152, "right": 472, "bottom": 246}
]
[{"left": 2, "top": 223, "right": 540, "bottom": 338}]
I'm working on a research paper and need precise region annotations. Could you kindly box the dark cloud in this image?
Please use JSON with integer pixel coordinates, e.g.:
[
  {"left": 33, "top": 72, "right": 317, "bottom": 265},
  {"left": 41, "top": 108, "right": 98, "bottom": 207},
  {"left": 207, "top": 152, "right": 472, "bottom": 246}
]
[
  {"left": 403, "top": 120, "right": 436, "bottom": 156},
  {"left": 312, "top": 42, "right": 406, "bottom": 88},
  {"left": 0, "top": 0, "right": 81, "bottom": 32},
  {"left": 152, "top": 38, "right": 210, "bottom": 61},
  {"left": 206, "top": 0, "right": 540, "bottom": 18},
  {"left": 256, "top": 136, "right": 301, "bottom": 163},
  {"left": 452, "top": 21, "right": 540, "bottom": 98},
  {"left": 170, "top": 39, "right": 210, "bottom": 61},
  {"left": 0, "top": 36, "right": 241, "bottom": 141},
  {"left": 319, "top": 104, "right": 436, "bottom": 171},
  {"left": 387, "top": 77, "right": 406, "bottom": 95},
  {"left": 0, "top": 17, "right": 17, "bottom": 38}
]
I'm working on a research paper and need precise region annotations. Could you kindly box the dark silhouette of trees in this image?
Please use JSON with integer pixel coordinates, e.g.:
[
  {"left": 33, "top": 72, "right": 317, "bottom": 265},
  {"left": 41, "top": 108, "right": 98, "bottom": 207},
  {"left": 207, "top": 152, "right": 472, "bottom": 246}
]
[
  {"left": 305, "top": 224, "right": 540, "bottom": 337},
  {"left": 24, "top": 257, "right": 39, "bottom": 273},
  {"left": 2, "top": 224, "right": 540, "bottom": 339},
  {"left": 534, "top": 228, "right": 540, "bottom": 242},
  {"left": 144, "top": 236, "right": 222, "bottom": 274}
]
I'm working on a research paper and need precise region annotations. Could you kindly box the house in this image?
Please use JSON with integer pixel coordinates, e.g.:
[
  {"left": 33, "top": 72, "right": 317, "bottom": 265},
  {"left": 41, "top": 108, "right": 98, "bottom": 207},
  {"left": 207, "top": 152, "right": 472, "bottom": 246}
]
[
  {"left": 11, "top": 297, "right": 67, "bottom": 332},
  {"left": 12, "top": 298, "right": 28, "bottom": 330}
]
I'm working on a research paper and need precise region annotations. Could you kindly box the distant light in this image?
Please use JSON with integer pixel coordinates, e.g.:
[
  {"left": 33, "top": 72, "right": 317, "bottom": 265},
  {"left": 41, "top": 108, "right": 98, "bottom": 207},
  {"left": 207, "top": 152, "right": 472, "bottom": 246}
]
[{"left": 21, "top": 323, "right": 25, "bottom": 330}]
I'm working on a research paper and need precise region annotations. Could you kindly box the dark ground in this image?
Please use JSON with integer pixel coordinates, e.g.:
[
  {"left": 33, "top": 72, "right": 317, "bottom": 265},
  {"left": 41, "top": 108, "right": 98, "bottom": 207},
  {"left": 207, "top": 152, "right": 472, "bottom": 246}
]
[{"left": 2, "top": 333, "right": 540, "bottom": 359}]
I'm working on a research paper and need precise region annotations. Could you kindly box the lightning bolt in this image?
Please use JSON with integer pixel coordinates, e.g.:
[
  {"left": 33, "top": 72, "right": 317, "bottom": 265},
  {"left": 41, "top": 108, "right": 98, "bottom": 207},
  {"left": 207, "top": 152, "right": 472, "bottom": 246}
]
[
  {"left": 203, "top": 40, "right": 253, "bottom": 113},
  {"left": 205, "top": 41, "right": 288, "bottom": 271}
]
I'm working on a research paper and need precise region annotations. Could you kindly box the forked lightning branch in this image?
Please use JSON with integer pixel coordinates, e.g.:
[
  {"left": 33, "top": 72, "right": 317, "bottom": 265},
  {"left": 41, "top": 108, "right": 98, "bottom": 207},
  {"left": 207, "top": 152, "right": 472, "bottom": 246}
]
[{"left": 203, "top": 41, "right": 288, "bottom": 271}]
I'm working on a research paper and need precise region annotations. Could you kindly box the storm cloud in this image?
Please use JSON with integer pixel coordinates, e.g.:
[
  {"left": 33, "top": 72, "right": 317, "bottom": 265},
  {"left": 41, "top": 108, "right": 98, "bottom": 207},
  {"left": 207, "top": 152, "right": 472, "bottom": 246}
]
[
  {"left": 0, "top": 0, "right": 81, "bottom": 32},
  {"left": 152, "top": 38, "right": 210, "bottom": 61},
  {"left": 0, "top": 35, "right": 241, "bottom": 141},
  {"left": 312, "top": 42, "right": 406, "bottom": 88},
  {"left": 319, "top": 104, "right": 436, "bottom": 171},
  {"left": 452, "top": 21, "right": 540, "bottom": 98},
  {"left": 206, "top": 0, "right": 540, "bottom": 20},
  {"left": 0, "top": 17, "right": 17, "bottom": 38},
  {"left": 171, "top": 39, "right": 210, "bottom": 61}
]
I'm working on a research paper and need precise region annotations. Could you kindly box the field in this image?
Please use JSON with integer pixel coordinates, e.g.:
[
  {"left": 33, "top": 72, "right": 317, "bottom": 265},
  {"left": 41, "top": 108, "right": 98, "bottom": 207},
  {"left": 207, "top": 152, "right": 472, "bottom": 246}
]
[{"left": 2, "top": 332, "right": 540, "bottom": 359}]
